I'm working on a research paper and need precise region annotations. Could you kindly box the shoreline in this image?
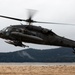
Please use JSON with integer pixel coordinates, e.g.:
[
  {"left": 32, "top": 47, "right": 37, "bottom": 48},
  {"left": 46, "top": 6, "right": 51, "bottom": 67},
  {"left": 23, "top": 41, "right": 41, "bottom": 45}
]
[{"left": 0, "top": 62, "right": 75, "bottom": 66}]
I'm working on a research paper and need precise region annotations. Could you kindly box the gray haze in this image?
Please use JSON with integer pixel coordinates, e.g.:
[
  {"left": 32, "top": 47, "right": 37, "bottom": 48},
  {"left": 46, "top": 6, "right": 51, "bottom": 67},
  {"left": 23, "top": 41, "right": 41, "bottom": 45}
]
[{"left": 0, "top": 0, "right": 75, "bottom": 52}]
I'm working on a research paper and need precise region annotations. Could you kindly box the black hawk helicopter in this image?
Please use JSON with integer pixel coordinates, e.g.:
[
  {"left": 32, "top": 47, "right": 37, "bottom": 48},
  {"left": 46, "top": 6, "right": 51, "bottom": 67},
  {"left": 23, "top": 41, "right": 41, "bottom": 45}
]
[{"left": 0, "top": 10, "right": 75, "bottom": 53}]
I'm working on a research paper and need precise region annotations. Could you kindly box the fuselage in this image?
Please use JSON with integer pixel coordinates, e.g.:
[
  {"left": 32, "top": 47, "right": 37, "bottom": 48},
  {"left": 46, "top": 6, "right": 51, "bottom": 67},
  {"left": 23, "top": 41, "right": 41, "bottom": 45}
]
[{"left": 0, "top": 25, "right": 75, "bottom": 48}]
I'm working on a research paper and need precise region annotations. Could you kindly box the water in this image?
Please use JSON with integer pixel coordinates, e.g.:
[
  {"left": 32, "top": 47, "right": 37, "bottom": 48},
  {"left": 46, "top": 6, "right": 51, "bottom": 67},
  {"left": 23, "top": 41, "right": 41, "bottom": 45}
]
[{"left": 0, "top": 62, "right": 75, "bottom": 66}]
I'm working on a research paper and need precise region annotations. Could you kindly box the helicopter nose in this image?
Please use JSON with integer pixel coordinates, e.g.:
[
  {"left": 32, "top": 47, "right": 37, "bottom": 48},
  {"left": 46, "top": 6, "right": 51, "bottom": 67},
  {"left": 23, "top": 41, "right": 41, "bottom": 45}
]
[{"left": 0, "top": 30, "right": 3, "bottom": 37}]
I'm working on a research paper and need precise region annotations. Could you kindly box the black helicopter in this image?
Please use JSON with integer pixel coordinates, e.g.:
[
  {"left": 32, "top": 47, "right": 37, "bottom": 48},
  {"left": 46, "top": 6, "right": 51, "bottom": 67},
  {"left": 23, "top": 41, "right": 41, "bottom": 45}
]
[{"left": 0, "top": 10, "right": 75, "bottom": 53}]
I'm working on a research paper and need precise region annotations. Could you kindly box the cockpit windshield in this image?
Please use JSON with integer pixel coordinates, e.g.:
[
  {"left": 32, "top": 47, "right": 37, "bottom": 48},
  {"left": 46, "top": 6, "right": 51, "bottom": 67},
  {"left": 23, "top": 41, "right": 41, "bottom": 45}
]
[{"left": 1, "top": 27, "right": 9, "bottom": 32}]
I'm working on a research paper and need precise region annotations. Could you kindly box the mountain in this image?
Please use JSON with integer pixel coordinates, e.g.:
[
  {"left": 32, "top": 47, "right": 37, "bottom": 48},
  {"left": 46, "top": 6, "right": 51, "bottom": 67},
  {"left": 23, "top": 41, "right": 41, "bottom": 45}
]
[{"left": 0, "top": 47, "right": 75, "bottom": 62}]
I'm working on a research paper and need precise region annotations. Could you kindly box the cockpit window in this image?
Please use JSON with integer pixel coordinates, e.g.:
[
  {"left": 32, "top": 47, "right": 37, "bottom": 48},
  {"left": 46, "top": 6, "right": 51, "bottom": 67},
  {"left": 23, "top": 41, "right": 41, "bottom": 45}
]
[
  {"left": 2, "top": 27, "right": 8, "bottom": 31},
  {"left": 1, "top": 27, "right": 10, "bottom": 32},
  {"left": 5, "top": 29, "right": 9, "bottom": 32}
]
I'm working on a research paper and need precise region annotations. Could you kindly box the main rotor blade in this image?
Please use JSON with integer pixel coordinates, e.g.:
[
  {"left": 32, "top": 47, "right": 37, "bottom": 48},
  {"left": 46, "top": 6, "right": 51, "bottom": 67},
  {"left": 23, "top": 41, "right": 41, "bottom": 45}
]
[
  {"left": 0, "top": 15, "right": 74, "bottom": 25},
  {"left": 34, "top": 21, "right": 74, "bottom": 25},
  {"left": 0, "top": 15, "right": 26, "bottom": 21},
  {"left": 27, "top": 9, "right": 37, "bottom": 19}
]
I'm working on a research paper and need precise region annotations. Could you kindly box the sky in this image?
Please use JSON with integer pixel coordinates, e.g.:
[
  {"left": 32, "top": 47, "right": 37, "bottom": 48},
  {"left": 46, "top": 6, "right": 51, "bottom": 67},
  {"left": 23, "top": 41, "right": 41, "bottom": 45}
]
[{"left": 0, "top": 0, "right": 75, "bottom": 52}]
